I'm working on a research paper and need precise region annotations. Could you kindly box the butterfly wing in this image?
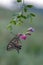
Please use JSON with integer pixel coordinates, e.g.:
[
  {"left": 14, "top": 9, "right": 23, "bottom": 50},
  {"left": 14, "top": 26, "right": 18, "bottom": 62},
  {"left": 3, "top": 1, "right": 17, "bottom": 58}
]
[
  {"left": 7, "top": 36, "right": 19, "bottom": 50},
  {"left": 7, "top": 36, "right": 22, "bottom": 52},
  {"left": 15, "top": 44, "right": 22, "bottom": 53}
]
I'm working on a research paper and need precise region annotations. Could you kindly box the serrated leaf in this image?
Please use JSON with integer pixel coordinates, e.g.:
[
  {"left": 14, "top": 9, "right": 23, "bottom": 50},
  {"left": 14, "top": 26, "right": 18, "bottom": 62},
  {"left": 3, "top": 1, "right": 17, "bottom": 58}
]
[
  {"left": 27, "top": 5, "right": 33, "bottom": 8},
  {"left": 17, "top": 0, "right": 22, "bottom": 2},
  {"left": 30, "top": 13, "right": 35, "bottom": 17}
]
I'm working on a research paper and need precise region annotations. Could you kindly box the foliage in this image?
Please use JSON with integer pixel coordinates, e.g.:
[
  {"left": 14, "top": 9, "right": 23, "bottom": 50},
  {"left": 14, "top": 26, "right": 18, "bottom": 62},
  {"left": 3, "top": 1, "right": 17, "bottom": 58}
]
[{"left": 7, "top": 1, "right": 35, "bottom": 32}]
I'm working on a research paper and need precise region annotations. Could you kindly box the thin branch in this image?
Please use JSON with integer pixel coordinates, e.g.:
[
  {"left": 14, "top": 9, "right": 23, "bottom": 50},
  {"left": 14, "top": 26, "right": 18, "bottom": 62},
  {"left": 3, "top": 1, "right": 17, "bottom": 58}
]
[{"left": 22, "top": 0, "right": 25, "bottom": 14}]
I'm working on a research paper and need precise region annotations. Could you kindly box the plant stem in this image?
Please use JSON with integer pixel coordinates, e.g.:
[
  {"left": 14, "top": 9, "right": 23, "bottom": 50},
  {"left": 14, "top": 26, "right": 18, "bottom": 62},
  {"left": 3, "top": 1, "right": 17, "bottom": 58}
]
[{"left": 22, "top": 0, "right": 25, "bottom": 14}]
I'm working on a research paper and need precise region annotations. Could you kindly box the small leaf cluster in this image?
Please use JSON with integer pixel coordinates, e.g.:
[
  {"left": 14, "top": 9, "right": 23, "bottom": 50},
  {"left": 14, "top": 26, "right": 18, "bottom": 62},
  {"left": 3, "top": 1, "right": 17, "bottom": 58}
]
[
  {"left": 24, "top": 5, "right": 33, "bottom": 12},
  {"left": 7, "top": 0, "right": 36, "bottom": 32}
]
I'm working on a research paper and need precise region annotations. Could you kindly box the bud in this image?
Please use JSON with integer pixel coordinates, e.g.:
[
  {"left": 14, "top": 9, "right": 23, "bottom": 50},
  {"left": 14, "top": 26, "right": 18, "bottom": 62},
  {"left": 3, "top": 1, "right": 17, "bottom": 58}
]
[{"left": 27, "top": 27, "right": 35, "bottom": 32}]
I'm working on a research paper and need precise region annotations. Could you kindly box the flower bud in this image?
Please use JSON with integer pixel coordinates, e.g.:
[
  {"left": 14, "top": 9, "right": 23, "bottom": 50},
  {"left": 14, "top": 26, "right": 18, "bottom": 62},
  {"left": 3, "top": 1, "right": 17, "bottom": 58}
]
[{"left": 27, "top": 27, "right": 35, "bottom": 32}]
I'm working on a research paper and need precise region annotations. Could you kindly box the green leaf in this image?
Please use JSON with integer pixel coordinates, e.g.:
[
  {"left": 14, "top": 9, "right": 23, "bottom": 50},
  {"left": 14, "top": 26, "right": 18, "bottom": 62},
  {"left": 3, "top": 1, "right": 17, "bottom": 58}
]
[
  {"left": 17, "top": 14, "right": 27, "bottom": 19},
  {"left": 19, "top": 19, "right": 23, "bottom": 23},
  {"left": 17, "top": 12, "right": 22, "bottom": 18},
  {"left": 26, "top": 5, "right": 33, "bottom": 8},
  {"left": 10, "top": 19, "right": 16, "bottom": 25},
  {"left": 17, "top": 15, "right": 21, "bottom": 18},
  {"left": 21, "top": 15, "right": 27, "bottom": 19},
  {"left": 16, "top": 22, "right": 22, "bottom": 26},
  {"left": 30, "top": 13, "right": 35, "bottom": 17},
  {"left": 24, "top": 7, "right": 27, "bottom": 12},
  {"left": 7, "top": 24, "right": 12, "bottom": 31},
  {"left": 17, "top": 0, "right": 22, "bottom": 2}
]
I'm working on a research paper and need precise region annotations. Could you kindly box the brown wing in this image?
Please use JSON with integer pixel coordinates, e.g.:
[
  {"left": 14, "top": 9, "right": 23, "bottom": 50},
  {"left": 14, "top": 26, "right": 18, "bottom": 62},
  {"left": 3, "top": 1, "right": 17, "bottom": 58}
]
[
  {"left": 7, "top": 36, "right": 22, "bottom": 53},
  {"left": 7, "top": 36, "right": 19, "bottom": 50}
]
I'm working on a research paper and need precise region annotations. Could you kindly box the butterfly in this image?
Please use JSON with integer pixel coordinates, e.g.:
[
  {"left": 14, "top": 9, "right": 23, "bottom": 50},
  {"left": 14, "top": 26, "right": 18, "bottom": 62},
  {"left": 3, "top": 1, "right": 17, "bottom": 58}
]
[{"left": 7, "top": 35, "right": 22, "bottom": 53}]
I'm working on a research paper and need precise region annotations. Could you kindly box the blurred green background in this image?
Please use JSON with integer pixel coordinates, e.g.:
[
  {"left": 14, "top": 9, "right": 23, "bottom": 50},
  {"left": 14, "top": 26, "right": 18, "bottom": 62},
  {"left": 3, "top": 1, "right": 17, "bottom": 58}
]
[{"left": 0, "top": 7, "right": 43, "bottom": 65}]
